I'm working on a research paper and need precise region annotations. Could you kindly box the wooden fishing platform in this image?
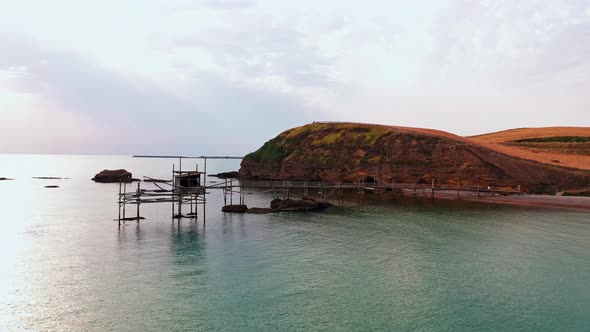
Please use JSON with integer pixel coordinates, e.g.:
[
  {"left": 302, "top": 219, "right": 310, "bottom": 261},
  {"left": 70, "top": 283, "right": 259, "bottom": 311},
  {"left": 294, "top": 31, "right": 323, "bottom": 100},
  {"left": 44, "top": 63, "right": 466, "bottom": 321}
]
[
  {"left": 118, "top": 156, "right": 245, "bottom": 227},
  {"left": 117, "top": 155, "right": 521, "bottom": 227}
]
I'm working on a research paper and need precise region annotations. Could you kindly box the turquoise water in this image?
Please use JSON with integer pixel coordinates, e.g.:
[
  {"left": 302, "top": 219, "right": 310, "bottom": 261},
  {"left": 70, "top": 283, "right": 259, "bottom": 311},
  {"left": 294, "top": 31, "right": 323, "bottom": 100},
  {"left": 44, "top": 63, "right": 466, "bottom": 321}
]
[{"left": 1, "top": 155, "right": 589, "bottom": 331}]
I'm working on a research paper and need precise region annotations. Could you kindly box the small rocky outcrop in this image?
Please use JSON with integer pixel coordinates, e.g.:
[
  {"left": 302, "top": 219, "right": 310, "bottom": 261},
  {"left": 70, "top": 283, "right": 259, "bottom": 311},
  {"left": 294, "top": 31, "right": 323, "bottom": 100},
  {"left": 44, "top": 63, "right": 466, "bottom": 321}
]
[
  {"left": 301, "top": 196, "right": 332, "bottom": 208},
  {"left": 209, "top": 171, "right": 239, "bottom": 179},
  {"left": 223, "top": 197, "right": 334, "bottom": 214},
  {"left": 270, "top": 197, "right": 332, "bottom": 212},
  {"left": 222, "top": 204, "right": 248, "bottom": 213},
  {"left": 92, "top": 169, "right": 134, "bottom": 183}
]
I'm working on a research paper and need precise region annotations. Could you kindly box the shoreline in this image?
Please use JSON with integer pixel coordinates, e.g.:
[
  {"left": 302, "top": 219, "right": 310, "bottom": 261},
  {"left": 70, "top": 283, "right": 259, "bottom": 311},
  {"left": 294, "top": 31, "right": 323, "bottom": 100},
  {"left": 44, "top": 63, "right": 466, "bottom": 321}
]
[{"left": 419, "top": 190, "right": 590, "bottom": 212}]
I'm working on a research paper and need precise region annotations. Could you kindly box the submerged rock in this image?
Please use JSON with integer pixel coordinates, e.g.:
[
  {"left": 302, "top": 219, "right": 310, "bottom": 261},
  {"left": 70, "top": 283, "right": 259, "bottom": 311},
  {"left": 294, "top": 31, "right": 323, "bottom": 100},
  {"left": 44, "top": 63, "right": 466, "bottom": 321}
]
[
  {"left": 247, "top": 207, "right": 274, "bottom": 214},
  {"left": 222, "top": 204, "right": 248, "bottom": 213},
  {"left": 92, "top": 169, "right": 134, "bottom": 183}
]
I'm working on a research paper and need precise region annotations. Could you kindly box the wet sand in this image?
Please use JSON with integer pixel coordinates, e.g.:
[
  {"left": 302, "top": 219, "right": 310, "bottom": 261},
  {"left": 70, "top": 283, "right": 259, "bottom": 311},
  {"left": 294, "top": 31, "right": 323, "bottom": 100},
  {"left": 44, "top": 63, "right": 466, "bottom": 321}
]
[{"left": 432, "top": 190, "right": 590, "bottom": 212}]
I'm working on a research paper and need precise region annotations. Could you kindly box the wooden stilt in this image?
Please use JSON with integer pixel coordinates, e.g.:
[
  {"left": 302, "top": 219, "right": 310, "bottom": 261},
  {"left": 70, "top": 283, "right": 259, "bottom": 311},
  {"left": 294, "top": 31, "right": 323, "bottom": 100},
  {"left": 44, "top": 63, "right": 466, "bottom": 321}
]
[
  {"left": 230, "top": 179, "right": 233, "bottom": 205},
  {"left": 172, "top": 164, "right": 175, "bottom": 219},
  {"left": 118, "top": 181, "right": 122, "bottom": 227},
  {"left": 123, "top": 182, "right": 127, "bottom": 220},
  {"left": 136, "top": 182, "right": 141, "bottom": 222}
]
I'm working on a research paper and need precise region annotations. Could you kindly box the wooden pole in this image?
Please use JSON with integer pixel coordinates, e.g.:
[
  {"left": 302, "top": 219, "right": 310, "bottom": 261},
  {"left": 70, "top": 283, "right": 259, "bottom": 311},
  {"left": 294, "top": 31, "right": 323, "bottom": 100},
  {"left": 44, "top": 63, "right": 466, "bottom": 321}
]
[
  {"left": 224, "top": 179, "right": 227, "bottom": 206},
  {"left": 172, "top": 164, "right": 175, "bottom": 219},
  {"left": 118, "top": 181, "right": 122, "bottom": 227},
  {"left": 178, "top": 160, "right": 182, "bottom": 218},
  {"left": 204, "top": 157, "right": 207, "bottom": 188},
  {"left": 136, "top": 182, "right": 141, "bottom": 222},
  {"left": 123, "top": 182, "right": 127, "bottom": 219}
]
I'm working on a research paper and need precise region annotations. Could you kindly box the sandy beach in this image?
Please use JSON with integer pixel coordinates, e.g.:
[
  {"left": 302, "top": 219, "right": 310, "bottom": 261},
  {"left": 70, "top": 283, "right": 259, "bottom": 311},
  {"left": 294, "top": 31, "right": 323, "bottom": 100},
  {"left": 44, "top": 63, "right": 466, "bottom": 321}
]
[{"left": 430, "top": 190, "right": 590, "bottom": 212}]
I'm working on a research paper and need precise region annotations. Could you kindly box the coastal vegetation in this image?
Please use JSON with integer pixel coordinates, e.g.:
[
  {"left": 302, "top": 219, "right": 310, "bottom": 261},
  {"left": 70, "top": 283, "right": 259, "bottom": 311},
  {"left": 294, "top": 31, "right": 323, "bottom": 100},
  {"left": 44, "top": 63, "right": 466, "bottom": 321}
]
[{"left": 513, "top": 136, "right": 590, "bottom": 143}]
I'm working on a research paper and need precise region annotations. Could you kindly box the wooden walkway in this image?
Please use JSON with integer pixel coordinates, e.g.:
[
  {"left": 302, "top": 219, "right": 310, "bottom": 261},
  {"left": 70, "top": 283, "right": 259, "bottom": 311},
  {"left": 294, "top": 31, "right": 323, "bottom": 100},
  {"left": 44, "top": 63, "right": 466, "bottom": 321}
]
[
  {"left": 117, "top": 155, "right": 521, "bottom": 226},
  {"left": 213, "top": 180, "right": 520, "bottom": 194}
]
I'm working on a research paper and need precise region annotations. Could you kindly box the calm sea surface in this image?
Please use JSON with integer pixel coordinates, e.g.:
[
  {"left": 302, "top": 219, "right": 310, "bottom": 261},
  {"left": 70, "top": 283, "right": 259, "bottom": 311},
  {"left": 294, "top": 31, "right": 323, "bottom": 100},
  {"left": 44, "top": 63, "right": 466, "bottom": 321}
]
[{"left": 0, "top": 154, "right": 589, "bottom": 331}]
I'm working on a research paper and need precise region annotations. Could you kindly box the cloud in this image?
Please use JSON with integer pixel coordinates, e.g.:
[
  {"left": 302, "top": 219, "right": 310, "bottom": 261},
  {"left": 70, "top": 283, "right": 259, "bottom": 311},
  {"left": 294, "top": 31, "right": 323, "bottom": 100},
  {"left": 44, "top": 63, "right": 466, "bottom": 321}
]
[
  {"left": 203, "top": 0, "right": 254, "bottom": 9},
  {"left": 427, "top": 0, "right": 590, "bottom": 90},
  {"left": 0, "top": 34, "right": 313, "bottom": 155},
  {"left": 162, "top": 5, "right": 340, "bottom": 95},
  {"left": 1, "top": 0, "right": 589, "bottom": 154}
]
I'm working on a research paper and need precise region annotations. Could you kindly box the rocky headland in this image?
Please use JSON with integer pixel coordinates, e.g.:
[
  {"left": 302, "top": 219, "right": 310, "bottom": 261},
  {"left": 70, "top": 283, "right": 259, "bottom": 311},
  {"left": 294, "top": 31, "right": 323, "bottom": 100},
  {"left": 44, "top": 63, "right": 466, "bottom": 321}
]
[{"left": 239, "top": 122, "right": 590, "bottom": 194}]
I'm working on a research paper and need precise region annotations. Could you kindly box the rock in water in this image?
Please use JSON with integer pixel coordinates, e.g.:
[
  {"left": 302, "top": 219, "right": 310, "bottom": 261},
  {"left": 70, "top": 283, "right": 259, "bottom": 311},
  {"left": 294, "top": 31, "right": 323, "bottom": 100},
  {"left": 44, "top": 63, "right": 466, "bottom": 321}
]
[
  {"left": 209, "top": 171, "right": 240, "bottom": 179},
  {"left": 302, "top": 196, "right": 332, "bottom": 208},
  {"left": 270, "top": 198, "right": 321, "bottom": 212},
  {"left": 247, "top": 207, "right": 274, "bottom": 214},
  {"left": 222, "top": 204, "right": 248, "bottom": 213},
  {"left": 92, "top": 169, "right": 133, "bottom": 183}
]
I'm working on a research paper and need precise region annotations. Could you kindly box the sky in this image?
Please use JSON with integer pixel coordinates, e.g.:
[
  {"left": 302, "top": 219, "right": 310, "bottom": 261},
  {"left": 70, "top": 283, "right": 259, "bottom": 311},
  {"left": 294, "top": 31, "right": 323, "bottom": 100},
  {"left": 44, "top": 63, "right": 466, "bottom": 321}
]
[{"left": 0, "top": 0, "right": 589, "bottom": 155}]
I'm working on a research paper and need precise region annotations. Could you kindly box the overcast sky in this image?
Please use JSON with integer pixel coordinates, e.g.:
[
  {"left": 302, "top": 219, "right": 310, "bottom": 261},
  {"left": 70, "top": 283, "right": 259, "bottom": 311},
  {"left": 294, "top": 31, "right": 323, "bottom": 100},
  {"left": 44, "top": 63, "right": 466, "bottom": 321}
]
[{"left": 1, "top": 0, "right": 589, "bottom": 155}]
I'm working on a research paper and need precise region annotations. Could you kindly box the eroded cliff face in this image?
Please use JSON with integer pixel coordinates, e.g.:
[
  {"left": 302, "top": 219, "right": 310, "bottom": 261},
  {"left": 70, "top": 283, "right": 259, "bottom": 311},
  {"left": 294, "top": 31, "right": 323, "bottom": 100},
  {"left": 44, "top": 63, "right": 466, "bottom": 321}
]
[{"left": 239, "top": 123, "right": 590, "bottom": 192}]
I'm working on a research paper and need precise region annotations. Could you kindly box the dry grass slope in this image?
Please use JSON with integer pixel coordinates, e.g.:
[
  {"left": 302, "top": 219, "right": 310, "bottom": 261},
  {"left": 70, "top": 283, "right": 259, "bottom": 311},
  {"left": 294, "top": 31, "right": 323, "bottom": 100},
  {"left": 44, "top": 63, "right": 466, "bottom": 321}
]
[{"left": 468, "top": 127, "right": 590, "bottom": 170}]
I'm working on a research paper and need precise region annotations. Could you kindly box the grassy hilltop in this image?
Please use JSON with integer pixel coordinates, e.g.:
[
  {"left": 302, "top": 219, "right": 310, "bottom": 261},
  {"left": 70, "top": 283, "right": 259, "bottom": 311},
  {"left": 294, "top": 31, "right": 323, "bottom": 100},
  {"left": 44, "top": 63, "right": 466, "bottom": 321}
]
[{"left": 240, "top": 122, "right": 590, "bottom": 194}]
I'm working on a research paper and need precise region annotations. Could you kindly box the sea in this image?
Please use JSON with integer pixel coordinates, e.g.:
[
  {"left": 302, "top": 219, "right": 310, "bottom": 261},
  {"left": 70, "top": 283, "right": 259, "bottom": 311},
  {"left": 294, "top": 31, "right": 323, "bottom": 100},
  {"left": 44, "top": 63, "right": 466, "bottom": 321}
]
[{"left": 0, "top": 154, "right": 589, "bottom": 331}]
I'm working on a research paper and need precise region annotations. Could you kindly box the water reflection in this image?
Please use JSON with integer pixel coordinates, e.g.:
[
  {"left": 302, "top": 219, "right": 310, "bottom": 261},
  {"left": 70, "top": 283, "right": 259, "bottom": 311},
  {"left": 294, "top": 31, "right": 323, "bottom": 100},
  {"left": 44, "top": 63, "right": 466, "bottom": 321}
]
[
  {"left": 170, "top": 220, "right": 206, "bottom": 267},
  {"left": 116, "top": 222, "right": 146, "bottom": 247},
  {"left": 220, "top": 213, "right": 248, "bottom": 238}
]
